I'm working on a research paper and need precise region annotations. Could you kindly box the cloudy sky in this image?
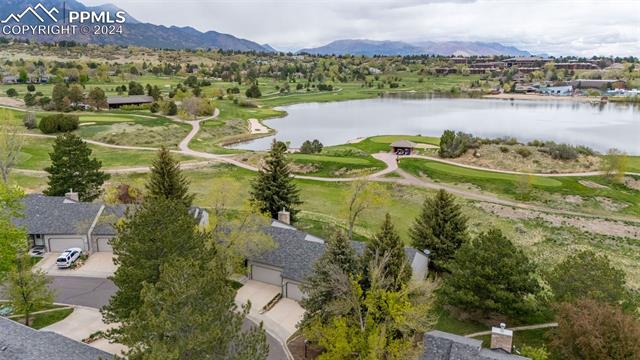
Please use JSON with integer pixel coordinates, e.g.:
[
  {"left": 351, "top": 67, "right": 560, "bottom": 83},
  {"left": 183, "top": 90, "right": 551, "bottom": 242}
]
[{"left": 81, "top": 0, "right": 640, "bottom": 56}]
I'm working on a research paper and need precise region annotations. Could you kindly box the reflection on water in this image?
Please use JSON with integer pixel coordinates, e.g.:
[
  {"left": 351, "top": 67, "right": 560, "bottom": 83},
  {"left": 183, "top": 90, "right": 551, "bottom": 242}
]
[{"left": 229, "top": 97, "right": 640, "bottom": 154}]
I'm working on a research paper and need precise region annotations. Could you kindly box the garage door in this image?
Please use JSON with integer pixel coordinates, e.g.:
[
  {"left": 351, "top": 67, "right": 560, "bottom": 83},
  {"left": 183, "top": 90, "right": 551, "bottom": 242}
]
[
  {"left": 251, "top": 265, "right": 282, "bottom": 286},
  {"left": 285, "top": 282, "right": 305, "bottom": 301},
  {"left": 97, "top": 237, "right": 113, "bottom": 252},
  {"left": 48, "top": 237, "right": 84, "bottom": 252}
]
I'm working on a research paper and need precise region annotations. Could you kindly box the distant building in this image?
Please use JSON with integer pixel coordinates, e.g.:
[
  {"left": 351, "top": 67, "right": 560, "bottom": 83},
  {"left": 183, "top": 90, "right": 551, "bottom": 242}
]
[
  {"left": 505, "top": 56, "right": 544, "bottom": 68},
  {"left": 106, "top": 95, "right": 154, "bottom": 109},
  {"left": 554, "top": 62, "right": 599, "bottom": 70},
  {"left": 1, "top": 75, "right": 18, "bottom": 84},
  {"left": 539, "top": 85, "right": 573, "bottom": 96},
  {"left": 570, "top": 79, "right": 626, "bottom": 90},
  {"left": 368, "top": 67, "right": 382, "bottom": 74}
]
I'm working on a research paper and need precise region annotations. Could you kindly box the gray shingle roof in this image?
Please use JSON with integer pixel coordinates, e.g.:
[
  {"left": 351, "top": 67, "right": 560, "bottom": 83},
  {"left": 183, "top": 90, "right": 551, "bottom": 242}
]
[
  {"left": 0, "top": 317, "right": 113, "bottom": 360},
  {"left": 390, "top": 140, "right": 417, "bottom": 148},
  {"left": 92, "top": 205, "right": 128, "bottom": 236},
  {"left": 250, "top": 224, "right": 425, "bottom": 282},
  {"left": 420, "top": 330, "right": 530, "bottom": 360},
  {"left": 13, "top": 195, "right": 103, "bottom": 235},
  {"left": 106, "top": 96, "right": 154, "bottom": 105}
]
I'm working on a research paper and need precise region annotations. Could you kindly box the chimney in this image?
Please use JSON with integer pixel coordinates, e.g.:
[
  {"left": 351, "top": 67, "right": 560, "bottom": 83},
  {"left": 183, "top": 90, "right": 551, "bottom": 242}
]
[
  {"left": 64, "top": 189, "right": 79, "bottom": 203},
  {"left": 277, "top": 208, "right": 290, "bottom": 225},
  {"left": 490, "top": 323, "right": 513, "bottom": 353}
]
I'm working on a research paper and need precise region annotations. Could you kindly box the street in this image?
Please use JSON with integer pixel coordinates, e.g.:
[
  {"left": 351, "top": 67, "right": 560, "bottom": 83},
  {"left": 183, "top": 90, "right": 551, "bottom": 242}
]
[{"left": 46, "top": 276, "right": 288, "bottom": 360}]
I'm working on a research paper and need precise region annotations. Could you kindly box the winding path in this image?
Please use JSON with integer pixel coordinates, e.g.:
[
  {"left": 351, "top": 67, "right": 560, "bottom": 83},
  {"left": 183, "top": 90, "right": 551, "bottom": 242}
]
[{"left": 12, "top": 108, "right": 640, "bottom": 223}]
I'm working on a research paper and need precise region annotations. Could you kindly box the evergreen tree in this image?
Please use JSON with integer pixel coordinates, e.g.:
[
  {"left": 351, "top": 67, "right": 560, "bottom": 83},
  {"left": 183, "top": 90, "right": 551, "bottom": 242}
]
[
  {"left": 363, "top": 213, "right": 411, "bottom": 290},
  {"left": 250, "top": 140, "right": 302, "bottom": 222},
  {"left": 145, "top": 147, "right": 194, "bottom": 207},
  {"left": 102, "top": 197, "right": 204, "bottom": 332},
  {"left": 409, "top": 190, "right": 468, "bottom": 272},
  {"left": 121, "top": 256, "right": 268, "bottom": 360},
  {"left": 439, "top": 228, "right": 540, "bottom": 320},
  {"left": 301, "top": 231, "right": 359, "bottom": 327},
  {"left": 44, "top": 133, "right": 109, "bottom": 201}
]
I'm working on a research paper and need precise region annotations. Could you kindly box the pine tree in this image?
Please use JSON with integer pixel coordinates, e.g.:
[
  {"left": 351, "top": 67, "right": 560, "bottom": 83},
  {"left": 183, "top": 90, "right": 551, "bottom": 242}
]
[
  {"left": 102, "top": 196, "right": 204, "bottom": 330},
  {"left": 301, "top": 231, "right": 359, "bottom": 327},
  {"left": 439, "top": 228, "right": 540, "bottom": 320},
  {"left": 409, "top": 189, "right": 468, "bottom": 272},
  {"left": 121, "top": 256, "right": 268, "bottom": 359},
  {"left": 250, "top": 140, "right": 302, "bottom": 222},
  {"left": 44, "top": 133, "right": 109, "bottom": 202},
  {"left": 145, "top": 147, "right": 194, "bottom": 207},
  {"left": 363, "top": 213, "right": 411, "bottom": 290}
]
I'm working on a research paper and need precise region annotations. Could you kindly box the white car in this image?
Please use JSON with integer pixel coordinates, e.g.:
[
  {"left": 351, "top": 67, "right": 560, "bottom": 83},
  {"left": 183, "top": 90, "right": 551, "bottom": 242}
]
[{"left": 56, "top": 248, "right": 83, "bottom": 269}]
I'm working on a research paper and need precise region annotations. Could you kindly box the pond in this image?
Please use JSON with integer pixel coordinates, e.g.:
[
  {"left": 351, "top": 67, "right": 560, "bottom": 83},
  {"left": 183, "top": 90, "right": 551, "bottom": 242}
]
[{"left": 229, "top": 97, "right": 640, "bottom": 154}]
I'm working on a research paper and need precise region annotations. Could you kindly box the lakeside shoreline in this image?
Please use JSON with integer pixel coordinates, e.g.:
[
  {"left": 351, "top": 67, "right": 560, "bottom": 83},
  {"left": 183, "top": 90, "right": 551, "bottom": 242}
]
[{"left": 482, "top": 93, "right": 601, "bottom": 102}]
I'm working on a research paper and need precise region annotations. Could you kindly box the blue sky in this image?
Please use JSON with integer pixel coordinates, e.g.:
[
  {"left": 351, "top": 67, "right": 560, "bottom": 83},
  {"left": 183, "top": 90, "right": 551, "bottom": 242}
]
[{"left": 81, "top": 0, "right": 640, "bottom": 56}]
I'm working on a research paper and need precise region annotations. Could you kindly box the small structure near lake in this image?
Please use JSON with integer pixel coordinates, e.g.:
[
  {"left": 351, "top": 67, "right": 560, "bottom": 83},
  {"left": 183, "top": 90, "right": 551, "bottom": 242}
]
[
  {"left": 107, "top": 95, "right": 154, "bottom": 109},
  {"left": 390, "top": 140, "right": 417, "bottom": 155}
]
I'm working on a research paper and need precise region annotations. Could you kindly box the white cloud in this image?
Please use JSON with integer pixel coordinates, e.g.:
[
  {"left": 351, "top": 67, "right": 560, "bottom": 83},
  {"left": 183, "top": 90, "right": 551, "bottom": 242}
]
[{"left": 81, "top": 0, "right": 640, "bottom": 56}]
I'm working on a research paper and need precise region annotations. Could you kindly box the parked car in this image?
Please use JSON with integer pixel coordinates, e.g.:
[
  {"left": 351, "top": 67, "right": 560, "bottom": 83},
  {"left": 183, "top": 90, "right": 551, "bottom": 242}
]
[{"left": 56, "top": 248, "right": 82, "bottom": 269}]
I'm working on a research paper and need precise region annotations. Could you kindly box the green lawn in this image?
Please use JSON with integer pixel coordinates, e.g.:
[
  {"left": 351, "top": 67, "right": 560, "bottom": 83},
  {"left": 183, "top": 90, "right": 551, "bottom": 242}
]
[
  {"left": 29, "top": 308, "right": 74, "bottom": 330},
  {"left": 399, "top": 158, "right": 640, "bottom": 216},
  {"left": 327, "top": 135, "right": 440, "bottom": 155},
  {"left": 289, "top": 153, "right": 385, "bottom": 177},
  {"left": 628, "top": 156, "right": 640, "bottom": 173},
  {"left": 17, "top": 137, "right": 197, "bottom": 170}
]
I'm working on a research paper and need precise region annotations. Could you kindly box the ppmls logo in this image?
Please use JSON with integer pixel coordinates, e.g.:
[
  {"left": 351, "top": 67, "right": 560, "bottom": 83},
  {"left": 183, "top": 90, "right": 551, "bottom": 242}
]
[
  {"left": 1, "top": 3, "right": 59, "bottom": 24},
  {"left": 1, "top": 2, "right": 126, "bottom": 36}
]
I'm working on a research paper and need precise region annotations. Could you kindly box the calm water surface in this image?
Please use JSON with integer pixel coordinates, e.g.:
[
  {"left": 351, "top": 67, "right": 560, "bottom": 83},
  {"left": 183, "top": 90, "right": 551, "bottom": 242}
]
[{"left": 229, "top": 97, "right": 640, "bottom": 154}]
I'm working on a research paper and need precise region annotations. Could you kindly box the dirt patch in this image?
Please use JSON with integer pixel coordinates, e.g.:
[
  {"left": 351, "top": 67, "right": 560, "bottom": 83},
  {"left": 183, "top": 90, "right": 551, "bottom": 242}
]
[
  {"left": 0, "top": 96, "right": 25, "bottom": 108},
  {"left": 290, "top": 163, "right": 319, "bottom": 174},
  {"left": 453, "top": 144, "right": 601, "bottom": 174},
  {"left": 564, "top": 195, "right": 584, "bottom": 204},
  {"left": 596, "top": 197, "right": 629, "bottom": 212},
  {"left": 624, "top": 177, "right": 640, "bottom": 191},
  {"left": 476, "top": 202, "right": 640, "bottom": 239},
  {"left": 579, "top": 180, "right": 609, "bottom": 189}
]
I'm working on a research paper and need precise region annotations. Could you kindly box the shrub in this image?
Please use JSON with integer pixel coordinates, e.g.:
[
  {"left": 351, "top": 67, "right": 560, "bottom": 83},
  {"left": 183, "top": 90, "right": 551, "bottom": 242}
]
[
  {"left": 38, "top": 114, "right": 79, "bottom": 134},
  {"left": 499, "top": 146, "right": 509, "bottom": 153},
  {"left": 439, "top": 130, "right": 478, "bottom": 158},
  {"left": 245, "top": 84, "right": 262, "bottom": 98},
  {"left": 27, "top": 84, "right": 36, "bottom": 92},
  {"left": 23, "top": 93, "right": 37, "bottom": 106},
  {"left": 6, "top": 88, "right": 18, "bottom": 97},
  {"left": 162, "top": 101, "right": 178, "bottom": 116},
  {"left": 527, "top": 139, "right": 544, "bottom": 147},
  {"left": 516, "top": 148, "right": 532, "bottom": 158},
  {"left": 575, "top": 145, "right": 595, "bottom": 156},
  {"left": 149, "top": 102, "right": 160, "bottom": 113},
  {"left": 544, "top": 143, "right": 578, "bottom": 160},
  {"left": 120, "top": 104, "right": 150, "bottom": 111},
  {"left": 237, "top": 99, "right": 258, "bottom": 108}
]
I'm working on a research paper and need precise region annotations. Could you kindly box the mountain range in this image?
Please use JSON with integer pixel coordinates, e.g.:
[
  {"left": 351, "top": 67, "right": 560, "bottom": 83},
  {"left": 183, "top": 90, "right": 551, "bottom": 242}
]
[
  {"left": 0, "top": 0, "right": 533, "bottom": 56},
  {"left": 298, "top": 39, "right": 531, "bottom": 57}
]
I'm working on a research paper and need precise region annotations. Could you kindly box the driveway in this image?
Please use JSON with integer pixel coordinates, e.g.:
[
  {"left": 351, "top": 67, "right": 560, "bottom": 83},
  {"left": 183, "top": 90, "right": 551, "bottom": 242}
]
[
  {"left": 236, "top": 280, "right": 305, "bottom": 348},
  {"left": 47, "top": 276, "right": 288, "bottom": 360},
  {"left": 35, "top": 252, "right": 116, "bottom": 278},
  {"left": 42, "top": 306, "right": 126, "bottom": 356}
]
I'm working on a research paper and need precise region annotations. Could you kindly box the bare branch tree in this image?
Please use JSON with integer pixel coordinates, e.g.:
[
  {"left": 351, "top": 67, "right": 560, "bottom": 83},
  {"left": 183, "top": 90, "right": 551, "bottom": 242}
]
[{"left": 0, "top": 111, "right": 25, "bottom": 183}]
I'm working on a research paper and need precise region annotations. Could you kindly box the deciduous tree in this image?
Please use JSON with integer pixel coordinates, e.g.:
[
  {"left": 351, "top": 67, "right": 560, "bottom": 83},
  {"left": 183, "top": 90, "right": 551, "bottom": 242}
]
[
  {"left": 8, "top": 254, "right": 54, "bottom": 327},
  {"left": 342, "top": 180, "right": 388, "bottom": 240},
  {"left": 44, "top": 133, "right": 109, "bottom": 201},
  {"left": 87, "top": 87, "right": 108, "bottom": 110},
  {"left": 0, "top": 113, "right": 25, "bottom": 183},
  {"left": 409, "top": 189, "right": 467, "bottom": 272},
  {"left": 550, "top": 299, "right": 640, "bottom": 360},
  {"left": 0, "top": 184, "right": 27, "bottom": 281}
]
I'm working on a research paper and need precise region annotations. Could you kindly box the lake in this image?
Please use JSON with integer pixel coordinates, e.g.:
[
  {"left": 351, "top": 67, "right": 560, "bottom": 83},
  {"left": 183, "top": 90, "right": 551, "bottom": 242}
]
[{"left": 229, "top": 97, "right": 640, "bottom": 154}]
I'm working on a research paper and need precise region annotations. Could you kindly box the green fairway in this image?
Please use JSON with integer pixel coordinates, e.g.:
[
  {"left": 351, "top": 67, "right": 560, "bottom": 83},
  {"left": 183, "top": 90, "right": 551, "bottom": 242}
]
[
  {"left": 289, "top": 153, "right": 385, "bottom": 177},
  {"left": 399, "top": 158, "right": 640, "bottom": 216},
  {"left": 628, "top": 156, "right": 640, "bottom": 173},
  {"left": 16, "top": 137, "right": 196, "bottom": 170},
  {"left": 327, "top": 135, "right": 440, "bottom": 155}
]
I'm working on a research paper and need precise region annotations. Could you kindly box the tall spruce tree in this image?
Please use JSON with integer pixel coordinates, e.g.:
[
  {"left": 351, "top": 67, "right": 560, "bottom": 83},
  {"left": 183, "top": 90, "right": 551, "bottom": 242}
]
[
  {"left": 102, "top": 196, "right": 204, "bottom": 334},
  {"left": 301, "top": 231, "right": 360, "bottom": 327},
  {"left": 409, "top": 189, "right": 468, "bottom": 272},
  {"left": 145, "top": 147, "right": 194, "bottom": 207},
  {"left": 250, "top": 140, "right": 302, "bottom": 222},
  {"left": 44, "top": 133, "right": 109, "bottom": 201},
  {"left": 363, "top": 213, "right": 411, "bottom": 290}
]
